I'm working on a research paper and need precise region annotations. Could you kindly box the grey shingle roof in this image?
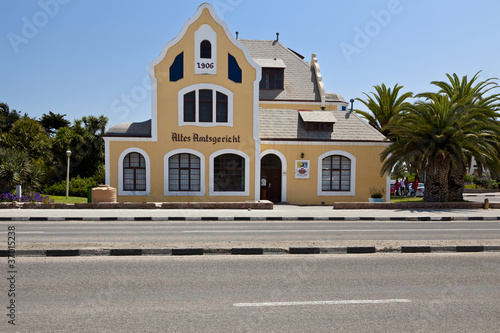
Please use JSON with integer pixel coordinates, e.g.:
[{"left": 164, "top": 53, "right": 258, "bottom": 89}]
[
  {"left": 239, "top": 40, "right": 321, "bottom": 101},
  {"left": 105, "top": 119, "right": 151, "bottom": 137},
  {"left": 299, "top": 111, "right": 337, "bottom": 123},
  {"left": 239, "top": 39, "right": 345, "bottom": 103},
  {"left": 259, "top": 109, "right": 387, "bottom": 142}
]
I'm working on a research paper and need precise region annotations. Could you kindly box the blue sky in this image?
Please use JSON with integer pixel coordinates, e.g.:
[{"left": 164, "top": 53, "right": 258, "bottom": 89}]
[{"left": 1, "top": 0, "right": 499, "bottom": 129}]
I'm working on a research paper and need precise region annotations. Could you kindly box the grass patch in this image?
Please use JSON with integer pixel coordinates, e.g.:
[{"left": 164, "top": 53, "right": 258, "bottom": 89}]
[
  {"left": 42, "top": 195, "right": 87, "bottom": 204},
  {"left": 390, "top": 196, "right": 423, "bottom": 203}
]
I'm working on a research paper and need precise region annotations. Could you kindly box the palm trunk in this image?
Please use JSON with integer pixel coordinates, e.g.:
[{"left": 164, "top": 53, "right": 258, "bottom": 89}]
[
  {"left": 448, "top": 162, "right": 465, "bottom": 201},
  {"left": 423, "top": 155, "right": 450, "bottom": 202}
]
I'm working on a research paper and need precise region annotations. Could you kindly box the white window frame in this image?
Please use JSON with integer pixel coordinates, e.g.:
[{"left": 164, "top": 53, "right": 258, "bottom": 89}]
[
  {"left": 209, "top": 149, "right": 250, "bottom": 197},
  {"left": 317, "top": 150, "right": 356, "bottom": 196},
  {"left": 178, "top": 83, "right": 233, "bottom": 127},
  {"left": 118, "top": 148, "right": 151, "bottom": 196},
  {"left": 164, "top": 149, "right": 205, "bottom": 196}
]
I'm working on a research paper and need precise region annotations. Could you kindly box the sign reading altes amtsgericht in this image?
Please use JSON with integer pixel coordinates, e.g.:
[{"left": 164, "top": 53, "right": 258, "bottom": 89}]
[{"left": 171, "top": 133, "right": 241, "bottom": 144}]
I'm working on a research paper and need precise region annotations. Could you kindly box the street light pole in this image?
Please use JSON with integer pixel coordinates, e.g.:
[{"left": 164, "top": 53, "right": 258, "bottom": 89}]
[{"left": 66, "top": 150, "right": 71, "bottom": 199}]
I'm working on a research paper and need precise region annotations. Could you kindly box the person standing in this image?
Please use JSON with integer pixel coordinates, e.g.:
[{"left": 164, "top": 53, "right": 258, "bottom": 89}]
[
  {"left": 395, "top": 178, "right": 401, "bottom": 196},
  {"left": 404, "top": 177, "right": 410, "bottom": 196},
  {"left": 400, "top": 178, "right": 406, "bottom": 196},
  {"left": 412, "top": 178, "right": 419, "bottom": 196}
]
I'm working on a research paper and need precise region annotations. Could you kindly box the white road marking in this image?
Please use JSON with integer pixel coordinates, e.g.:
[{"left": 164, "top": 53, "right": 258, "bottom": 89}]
[
  {"left": 0, "top": 231, "right": 45, "bottom": 234},
  {"left": 233, "top": 299, "right": 411, "bottom": 307},
  {"left": 185, "top": 228, "right": 500, "bottom": 233}
]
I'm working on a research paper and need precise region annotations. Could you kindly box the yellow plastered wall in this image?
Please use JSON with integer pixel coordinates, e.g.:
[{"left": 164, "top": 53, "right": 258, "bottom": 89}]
[
  {"left": 261, "top": 142, "right": 387, "bottom": 205},
  {"left": 108, "top": 7, "right": 259, "bottom": 203}
]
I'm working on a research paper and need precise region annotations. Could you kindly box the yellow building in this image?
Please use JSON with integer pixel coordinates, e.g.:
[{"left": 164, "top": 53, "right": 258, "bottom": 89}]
[{"left": 104, "top": 3, "right": 389, "bottom": 204}]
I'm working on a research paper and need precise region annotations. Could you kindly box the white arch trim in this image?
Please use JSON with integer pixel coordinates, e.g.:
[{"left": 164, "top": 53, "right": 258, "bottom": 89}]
[
  {"left": 209, "top": 149, "right": 250, "bottom": 197},
  {"left": 118, "top": 148, "right": 151, "bottom": 196},
  {"left": 164, "top": 149, "right": 206, "bottom": 196},
  {"left": 261, "top": 149, "right": 287, "bottom": 203},
  {"left": 317, "top": 150, "right": 356, "bottom": 197}
]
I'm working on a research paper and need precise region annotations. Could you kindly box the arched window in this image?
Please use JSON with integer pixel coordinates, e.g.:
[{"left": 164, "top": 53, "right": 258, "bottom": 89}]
[
  {"left": 168, "top": 153, "right": 201, "bottom": 192},
  {"left": 200, "top": 40, "right": 212, "bottom": 59},
  {"left": 321, "top": 155, "right": 351, "bottom": 191},
  {"left": 123, "top": 152, "right": 146, "bottom": 191},
  {"left": 180, "top": 86, "right": 230, "bottom": 125},
  {"left": 214, "top": 154, "right": 245, "bottom": 192}
]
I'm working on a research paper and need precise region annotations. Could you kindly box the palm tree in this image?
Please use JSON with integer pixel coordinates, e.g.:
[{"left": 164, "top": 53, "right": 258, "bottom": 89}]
[
  {"left": 0, "top": 148, "right": 45, "bottom": 192},
  {"left": 381, "top": 93, "right": 499, "bottom": 202},
  {"left": 423, "top": 72, "right": 500, "bottom": 201},
  {"left": 355, "top": 83, "right": 413, "bottom": 138}
]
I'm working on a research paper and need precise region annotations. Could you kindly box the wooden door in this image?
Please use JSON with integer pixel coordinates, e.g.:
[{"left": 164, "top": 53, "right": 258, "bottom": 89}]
[{"left": 261, "top": 154, "right": 282, "bottom": 203}]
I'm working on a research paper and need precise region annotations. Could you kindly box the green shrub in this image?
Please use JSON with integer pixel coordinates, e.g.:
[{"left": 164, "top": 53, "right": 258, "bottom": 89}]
[{"left": 42, "top": 176, "right": 99, "bottom": 197}]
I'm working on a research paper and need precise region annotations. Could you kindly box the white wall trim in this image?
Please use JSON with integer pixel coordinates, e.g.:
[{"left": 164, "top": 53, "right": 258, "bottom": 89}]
[
  {"left": 178, "top": 83, "right": 233, "bottom": 127},
  {"left": 117, "top": 148, "right": 151, "bottom": 196},
  {"left": 311, "top": 53, "right": 326, "bottom": 108},
  {"left": 194, "top": 24, "right": 217, "bottom": 75},
  {"left": 209, "top": 149, "right": 250, "bottom": 197},
  {"left": 317, "top": 150, "right": 356, "bottom": 197},
  {"left": 386, "top": 170, "right": 391, "bottom": 202},
  {"left": 261, "top": 140, "right": 390, "bottom": 147},
  {"left": 164, "top": 149, "right": 205, "bottom": 196},
  {"left": 261, "top": 149, "right": 287, "bottom": 203},
  {"left": 104, "top": 138, "right": 110, "bottom": 185},
  {"left": 259, "top": 100, "right": 348, "bottom": 106}
]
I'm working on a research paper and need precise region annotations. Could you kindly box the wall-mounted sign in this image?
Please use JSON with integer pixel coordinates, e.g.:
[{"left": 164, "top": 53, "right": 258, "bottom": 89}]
[
  {"left": 295, "top": 160, "right": 310, "bottom": 179},
  {"left": 171, "top": 132, "right": 241, "bottom": 144}
]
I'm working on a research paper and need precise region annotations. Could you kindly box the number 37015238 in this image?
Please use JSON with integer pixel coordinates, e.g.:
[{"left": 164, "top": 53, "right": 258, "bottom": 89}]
[{"left": 197, "top": 62, "right": 214, "bottom": 69}]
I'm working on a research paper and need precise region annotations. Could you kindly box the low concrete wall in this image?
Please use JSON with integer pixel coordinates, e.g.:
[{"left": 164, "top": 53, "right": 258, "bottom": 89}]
[
  {"left": 0, "top": 201, "right": 274, "bottom": 210},
  {"left": 333, "top": 202, "right": 493, "bottom": 209}
]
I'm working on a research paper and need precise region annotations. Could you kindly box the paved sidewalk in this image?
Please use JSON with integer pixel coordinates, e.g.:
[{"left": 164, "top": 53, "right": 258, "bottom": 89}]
[{"left": 1, "top": 204, "right": 500, "bottom": 221}]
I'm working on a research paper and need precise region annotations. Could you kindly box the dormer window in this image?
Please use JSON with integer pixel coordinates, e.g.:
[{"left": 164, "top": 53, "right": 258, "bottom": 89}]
[
  {"left": 255, "top": 59, "right": 286, "bottom": 90},
  {"left": 299, "top": 111, "right": 336, "bottom": 132},
  {"left": 260, "top": 68, "right": 284, "bottom": 90},
  {"left": 305, "top": 122, "right": 333, "bottom": 132},
  {"left": 200, "top": 40, "right": 212, "bottom": 59}
]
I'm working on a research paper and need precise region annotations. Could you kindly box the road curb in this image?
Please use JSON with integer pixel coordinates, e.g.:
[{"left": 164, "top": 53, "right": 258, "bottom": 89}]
[
  {"left": 4, "top": 246, "right": 499, "bottom": 257},
  {"left": 3, "top": 216, "right": 500, "bottom": 221}
]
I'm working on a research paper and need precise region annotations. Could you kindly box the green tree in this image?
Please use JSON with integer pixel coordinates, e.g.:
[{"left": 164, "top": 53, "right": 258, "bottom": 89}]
[
  {"left": 39, "top": 111, "right": 70, "bottom": 136},
  {"left": 0, "top": 148, "right": 45, "bottom": 192},
  {"left": 423, "top": 72, "right": 500, "bottom": 201},
  {"left": 0, "top": 102, "right": 21, "bottom": 133},
  {"left": 51, "top": 115, "right": 108, "bottom": 181},
  {"left": 381, "top": 93, "right": 499, "bottom": 202},
  {"left": 0, "top": 117, "right": 51, "bottom": 161},
  {"left": 355, "top": 83, "right": 413, "bottom": 138}
]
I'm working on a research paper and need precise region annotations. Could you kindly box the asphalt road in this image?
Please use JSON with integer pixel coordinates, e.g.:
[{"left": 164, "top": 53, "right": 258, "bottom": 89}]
[
  {"left": 2, "top": 220, "right": 500, "bottom": 245},
  {"left": 4, "top": 253, "right": 499, "bottom": 332}
]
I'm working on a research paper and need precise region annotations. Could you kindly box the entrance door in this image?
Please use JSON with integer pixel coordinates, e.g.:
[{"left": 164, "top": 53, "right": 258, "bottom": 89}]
[{"left": 261, "top": 154, "right": 282, "bottom": 203}]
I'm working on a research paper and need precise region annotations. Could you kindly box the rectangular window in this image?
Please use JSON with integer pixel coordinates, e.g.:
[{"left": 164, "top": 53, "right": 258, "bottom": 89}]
[
  {"left": 216, "top": 92, "right": 228, "bottom": 122},
  {"left": 305, "top": 122, "right": 333, "bottom": 132},
  {"left": 168, "top": 154, "right": 201, "bottom": 192},
  {"left": 322, "top": 156, "right": 350, "bottom": 192},
  {"left": 260, "top": 68, "right": 284, "bottom": 90},
  {"left": 184, "top": 91, "right": 195, "bottom": 122},
  {"left": 199, "top": 89, "right": 213, "bottom": 122}
]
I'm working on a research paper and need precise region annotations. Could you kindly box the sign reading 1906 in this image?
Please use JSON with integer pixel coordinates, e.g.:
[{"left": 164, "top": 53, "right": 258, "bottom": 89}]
[{"left": 197, "top": 62, "right": 214, "bottom": 69}]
